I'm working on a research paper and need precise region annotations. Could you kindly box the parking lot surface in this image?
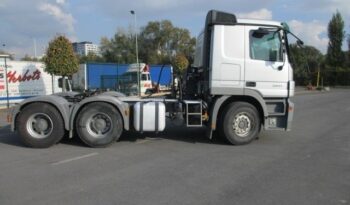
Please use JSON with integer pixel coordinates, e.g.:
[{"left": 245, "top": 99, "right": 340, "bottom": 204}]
[{"left": 0, "top": 89, "right": 349, "bottom": 205}]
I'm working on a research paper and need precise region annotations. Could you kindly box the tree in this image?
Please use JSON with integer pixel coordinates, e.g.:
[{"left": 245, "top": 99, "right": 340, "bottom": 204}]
[
  {"left": 78, "top": 52, "right": 105, "bottom": 63},
  {"left": 289, "top": 44, "right": 324, "bottom": 86},
  {"left": 43, "top": 35, "right": 79, "bottom": 92},
  {"left": 173, "top": 53, "right": 189, "bottom": 75},
  {"left": 326, "top": 11, "right": 345, "bottom": 85},
  {"left": 139, "top": 20, "right": 196, "bottom": 64},
  {"left": 100, "top": 20, "right": 196, "bottom": 65},
  {"left": 348, "top": 33, "right": 350, "bottom": 50},
  {"left": 347, "top": 33, "right": 350, "bottom": 66},
  {"left": 100, "top": 28, "right": 136, "bottom": 63}
]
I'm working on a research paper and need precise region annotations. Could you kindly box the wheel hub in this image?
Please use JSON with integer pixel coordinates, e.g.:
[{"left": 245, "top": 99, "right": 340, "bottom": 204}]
[
  {"left": 36, "top": 119, "right": 49, "bottom": 131},
  {"left": 232, "top": 112, "right": 252, "bottom": 138},
  {"left": 86, "top": 113, "right": 113, "bottom": 138},
  {"left": 238, "top": 121, "right": 247, "bottom": 129},
  {"left": 94, "top": 118, "right": 107, "bottom": 131},
  {"left": 26, "top": 113, "right": 53, "bottom": 139}
]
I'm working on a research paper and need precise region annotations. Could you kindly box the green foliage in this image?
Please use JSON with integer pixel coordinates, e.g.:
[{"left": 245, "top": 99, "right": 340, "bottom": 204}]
[
  {"left": 326, "top": 11, "right": 345, "bottom": 68},
  {"left": 289, "top": 44, "right": 324, "bottom": 86},
  {"left": 325, "top": 11, "right": 347, "bottom": 85},
  {"left": 348, "top": 34, "right": 350, "bottom": 65},
  {"left": 100, "top": 20, "right": 196, "bottom": 65},
  {"left": 173, "top": 54, "right": 189, "bottom": 74},
  {"left": 139, "top": 20, "right": 196, "bottom": 64},
  {"left": 44, "top": 35, "right": 79, "bottom": 77},
  {"left": 100, "top": 28, "right": 136, "bottom": 63},
  {"left": 44, "top": 35, "right": 79, "bottom": 91},
  {"left": 78, "top": 52, "right": 105, "bottom": 63}
]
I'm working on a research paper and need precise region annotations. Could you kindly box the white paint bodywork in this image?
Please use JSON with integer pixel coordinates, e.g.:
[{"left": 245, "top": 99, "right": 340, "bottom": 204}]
[
  {"left": 206, "top": 19, "right": 294, "bottom": 98},
  {"left": 244, "top": 25, "right": 289, "bottom": 97},
  {"left": 71, "top": 64, "right": 87, "bottom": 90},
  {"left": 210, "top": 25, "right": 245, "bottom": 91},
  {"left": 0, "top": 60, "right": 65, "bottom": 106}
]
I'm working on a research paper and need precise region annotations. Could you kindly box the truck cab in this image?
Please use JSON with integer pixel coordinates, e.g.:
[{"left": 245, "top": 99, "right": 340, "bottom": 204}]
[
  {"left": 190, "top": 10, "right": 295, "bottom": 134},
  {"left": 121, "top": 63, "right": 153, "bottom": 95},
  {"left": 194, "top": 13, "right": 294, "bottom": 98}
]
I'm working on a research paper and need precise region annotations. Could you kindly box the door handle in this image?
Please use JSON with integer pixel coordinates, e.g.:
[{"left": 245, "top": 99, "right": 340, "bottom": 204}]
[{"left": 246, "top": 82, "right": 256, "bottom": 87}]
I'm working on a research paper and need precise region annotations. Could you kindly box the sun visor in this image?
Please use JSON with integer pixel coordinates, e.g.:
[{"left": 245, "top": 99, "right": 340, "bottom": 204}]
[{"left": 205, "top": 10, "right": 237, "bottom": 27}]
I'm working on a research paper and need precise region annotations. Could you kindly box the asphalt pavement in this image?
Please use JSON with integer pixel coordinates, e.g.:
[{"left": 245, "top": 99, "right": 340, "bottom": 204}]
[{"left": 0, "top": 89, "right": 349, "bottom": 205}]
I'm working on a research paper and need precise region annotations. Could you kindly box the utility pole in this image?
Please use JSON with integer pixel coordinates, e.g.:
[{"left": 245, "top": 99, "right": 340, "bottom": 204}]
[
  {"left": 33, "top": 38, "right": 37, "bottom": 59},
  {"left": 130, "top": 10, "right": 140, "bottom": 97},
  {"left": 0, "top": 53, "right": 10, "bottom": 109},
  {"left": 316, "top": 64, "right": 320, "bottom": 88}
]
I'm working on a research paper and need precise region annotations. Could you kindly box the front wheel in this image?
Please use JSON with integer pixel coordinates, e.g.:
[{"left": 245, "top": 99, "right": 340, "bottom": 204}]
[
  {"left": 219, "top": 102, "right": 261, "bottom": 145},
  {"left": 76, "top": 102, "right": 123, "bottom": 147}
]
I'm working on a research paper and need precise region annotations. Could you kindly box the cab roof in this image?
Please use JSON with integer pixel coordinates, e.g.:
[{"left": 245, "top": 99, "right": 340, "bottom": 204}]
[
  {"left": 205, "top": 10, "right": 282, "bottom": 28},
  {"left": 237, "top": 18, "right": 282, "bottom": 28}
]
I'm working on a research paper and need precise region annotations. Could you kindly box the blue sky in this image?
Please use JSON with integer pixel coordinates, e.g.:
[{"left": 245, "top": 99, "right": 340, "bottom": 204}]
[{"left": 1, "top": 0, "right": 350, "bottom": 58}]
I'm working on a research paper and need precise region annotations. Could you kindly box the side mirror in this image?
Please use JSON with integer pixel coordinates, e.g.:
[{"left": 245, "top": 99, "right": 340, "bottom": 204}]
[
  {"left": 252, "top": 28, "right": 270, "bottom": 38},
  {"left": 297, "top": 40, "right": 304, "bottom": 46}
]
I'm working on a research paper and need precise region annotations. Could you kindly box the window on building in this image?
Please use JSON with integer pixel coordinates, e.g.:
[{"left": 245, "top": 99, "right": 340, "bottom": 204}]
[{"left": 249, "top": 30, "right": 283, "bottom": 62}]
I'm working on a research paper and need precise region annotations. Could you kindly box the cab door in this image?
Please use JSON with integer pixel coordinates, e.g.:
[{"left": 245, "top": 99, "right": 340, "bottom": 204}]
[{"left": 244, "top": 26, "right": 289, "bottom": 97}]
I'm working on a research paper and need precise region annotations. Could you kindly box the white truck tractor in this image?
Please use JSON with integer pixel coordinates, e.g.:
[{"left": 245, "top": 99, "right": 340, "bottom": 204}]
[{"left": 9, "top": 10, "right": 301, "bottom": 148}]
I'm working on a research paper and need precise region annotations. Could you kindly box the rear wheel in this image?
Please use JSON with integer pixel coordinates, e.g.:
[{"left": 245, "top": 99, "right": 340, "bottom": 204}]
[
  {"left": 76, "top": 102, "right": 123, "bottom": 147},
  {"left": 16, "top": 103, "right": 65, "bottom": 148},
  {"left": 219, "top": 102, "right": 260, "bottom": 145}
]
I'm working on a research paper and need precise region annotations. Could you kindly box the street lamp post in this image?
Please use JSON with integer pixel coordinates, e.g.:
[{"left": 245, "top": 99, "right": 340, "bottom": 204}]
[{"left": 130, "top": 10, "right": 140, "bottom": 97}]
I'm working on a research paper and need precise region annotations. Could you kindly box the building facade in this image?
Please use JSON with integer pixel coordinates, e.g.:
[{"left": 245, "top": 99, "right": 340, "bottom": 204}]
[{"left": 72, "top": 41, "right": 100, "bottom": 56}]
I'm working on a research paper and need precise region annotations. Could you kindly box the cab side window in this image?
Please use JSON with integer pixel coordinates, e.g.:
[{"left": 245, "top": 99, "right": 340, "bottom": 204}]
[{"left": 249, "top": 30, "right": 283, "bottom": 62}]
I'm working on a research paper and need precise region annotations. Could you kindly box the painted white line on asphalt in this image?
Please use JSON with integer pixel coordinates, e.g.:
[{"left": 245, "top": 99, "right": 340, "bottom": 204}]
[{"left": 51, "top": 152, "right": 99, "bottom": 166}]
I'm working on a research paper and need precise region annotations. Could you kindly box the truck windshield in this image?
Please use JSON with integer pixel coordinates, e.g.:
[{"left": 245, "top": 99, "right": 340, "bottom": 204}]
[{"left": 141, "top": 74, "right": 148, "bottom": 81}]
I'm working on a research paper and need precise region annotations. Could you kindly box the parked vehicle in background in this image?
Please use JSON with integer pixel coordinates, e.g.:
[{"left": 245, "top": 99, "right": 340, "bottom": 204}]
[
  {"left": 0, "top": 60, "right": 70, "bottom": 107},
  {"left": 72, "top": 63, "right": 173, "bottom": 95},
  {"left": 118, "top": 63, "right": 152, "bottom": 95}
]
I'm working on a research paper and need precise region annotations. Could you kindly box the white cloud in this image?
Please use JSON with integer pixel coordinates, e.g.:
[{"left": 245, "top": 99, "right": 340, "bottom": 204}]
[
  {"left": 303, "top": 0, "right": 350, "bottom": 16},
  {"left": 237, "top": 8, "right": 273, "bottom": 20},
  {"left": 95, "top": 0, "right": 275, "bottom": 18},
  {"left": 0, "top": 0, "right": 77, "bottom": 58},
  {"left": 138, "top": 0, "right": 187, "bottom": 10},
  {"left": 56, "top": 0, "right": 66, "bottom": 5},
  {"left": 39, "top": 3, "right": 75, "bottom": 33},
  {"left": 288, "top": 20, "right": 328, "bottom": 53}
]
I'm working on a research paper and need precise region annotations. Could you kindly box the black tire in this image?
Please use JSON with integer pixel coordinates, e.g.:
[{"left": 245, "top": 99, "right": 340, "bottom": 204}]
[
  {"left": 219, "top": 102, "right": 260, "bottom": 145},
  {"left": 76, "top": 102, "right": 123, "bottom": 148},
  {"left": 16, "top": 103, "right": 65, "bottom": 148}
]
